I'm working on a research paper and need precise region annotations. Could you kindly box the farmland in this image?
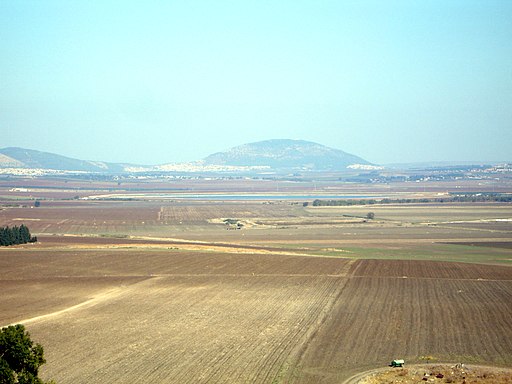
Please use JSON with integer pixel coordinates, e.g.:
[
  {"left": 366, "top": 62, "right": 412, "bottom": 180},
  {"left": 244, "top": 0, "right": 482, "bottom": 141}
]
[{"left": 1, "top": 177, "right": 511, "bottom": 383}]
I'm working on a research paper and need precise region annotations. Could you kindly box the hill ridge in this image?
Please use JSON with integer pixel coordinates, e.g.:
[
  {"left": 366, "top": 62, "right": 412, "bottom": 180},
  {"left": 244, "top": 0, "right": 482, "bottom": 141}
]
[
  {"left": 203, "top": 139, "right": 370, "bottom": 170},
  {"left": 0, "top": 139, "right": 371, "bottom": 173}
]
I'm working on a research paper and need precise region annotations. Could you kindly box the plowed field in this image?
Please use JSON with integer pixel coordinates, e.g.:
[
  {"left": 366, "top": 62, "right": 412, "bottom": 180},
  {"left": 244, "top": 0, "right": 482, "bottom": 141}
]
[
  {"left": 2, "top": 182, "right": 512, "bottom": 382},
  {"left": 1, "top": 249, "right": 511, "bottom": 384}
]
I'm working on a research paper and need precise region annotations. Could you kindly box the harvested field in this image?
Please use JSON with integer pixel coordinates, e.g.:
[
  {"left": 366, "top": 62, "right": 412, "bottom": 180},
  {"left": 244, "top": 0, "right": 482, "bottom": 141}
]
[
  {"left": 292, "top": 260, "right": 512, "bottom": 383},
  {"left": 1, "top": 180, "right": 512, "bottom": 383},
  {"left": 0, "top": 277, "right": 145, "bottom": 325},
  {"left": 31, "top": 275, "right": 347, "bottom": 383},
  {"left": 159, "top": 202, "right": 306, "bottom": 224},
  {"left": 352, "top": 259, "right": 512, "bottom": 280},
  {"left": 2, "top": 250, "right": 511, "bottom": 384},
  {"left": 2, "top": 194, "right": 511, "bottom": 247}
]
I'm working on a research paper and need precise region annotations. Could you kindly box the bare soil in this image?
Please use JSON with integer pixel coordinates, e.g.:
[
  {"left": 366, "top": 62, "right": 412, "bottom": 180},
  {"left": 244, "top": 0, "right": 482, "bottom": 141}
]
[
  {"left": 1, "top": 179, "right": 511, "bottom": 383},
  {"left": 353, "top": 364, "right": 512, "bottom": 384},
  {"left": 2, "top": 250, "right": 511, "bottom": 384}
]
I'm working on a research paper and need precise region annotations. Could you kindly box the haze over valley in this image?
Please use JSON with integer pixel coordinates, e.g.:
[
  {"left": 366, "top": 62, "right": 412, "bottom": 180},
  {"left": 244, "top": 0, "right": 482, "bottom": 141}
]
[{"left": 1, "top": 2, "right": 511, "bottom": 384}]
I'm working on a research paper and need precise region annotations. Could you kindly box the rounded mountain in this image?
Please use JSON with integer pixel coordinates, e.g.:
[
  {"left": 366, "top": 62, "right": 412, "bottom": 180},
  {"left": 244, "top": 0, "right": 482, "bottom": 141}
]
[{"left": 203, "top": 139, "right": 370, "bottom": 171}]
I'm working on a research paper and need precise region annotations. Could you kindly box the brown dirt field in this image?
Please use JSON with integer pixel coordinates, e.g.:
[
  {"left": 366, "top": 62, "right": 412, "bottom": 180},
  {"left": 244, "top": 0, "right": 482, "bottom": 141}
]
[
  {"left": 0, "top": 277, "right": 145, "bottom": 325},
  {"left": 306, "top": 204, "right": 512, "bottom": 220},
  {"left": 1, "top": 182, "right": 512, "bottom": 383},
  {"left": 438, "top": 221, "right": 512, "bottom": 232},
  {"left": 31, "top": 235, "right": 323, "bottom": 258},
  {"left": 0, "top": 248, "right": 353, "bottom": 283},
  {"left": 352, "top": 259, "right": 512, "bottom": 280},
  {"left": 0, "top": 201, "right": 163, "bottom": 234},
  {"left": 292, "top": 264, "right": 512, "bottom": 383},
  {"left": 32, "top": 275, "right": 350, "bottom": 383},
  {"left": 2, "top": 250, "right": 511, "bottom": 384},
  {"left": 2, "top": 199, "right": 512, "bottom": 252}
]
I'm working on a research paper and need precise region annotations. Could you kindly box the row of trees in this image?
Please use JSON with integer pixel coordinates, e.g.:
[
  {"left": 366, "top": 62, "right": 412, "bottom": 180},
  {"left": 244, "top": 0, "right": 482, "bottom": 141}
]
[
  {"left": 312, "top": 193, "right": 512, "bottom": 207},
  {"left": 312, "top": 199, "right": 383, "bottom": 206},
  {"left": 0, "top": 225, "right": 37, "bottom": 246}
]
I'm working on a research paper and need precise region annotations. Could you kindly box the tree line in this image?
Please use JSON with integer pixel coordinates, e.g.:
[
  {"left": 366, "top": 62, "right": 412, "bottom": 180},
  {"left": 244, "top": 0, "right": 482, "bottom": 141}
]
[
  {"left": 312, "top": 193, "right": 512, "bottom": 207},
  {"left": 0, "top": 224, "right": 37, "bottom": 246}
]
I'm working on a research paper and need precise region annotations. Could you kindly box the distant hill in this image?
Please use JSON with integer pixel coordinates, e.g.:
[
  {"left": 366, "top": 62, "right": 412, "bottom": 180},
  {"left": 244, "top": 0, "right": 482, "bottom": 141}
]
[
  {"left": 0, "top": 147, "right": 127, "bottom": 172},
  {"left": 203, "top": 139, "right": 371, "bottom": 170},
  {"left": 0, "top": 140, "right": 372, "bottom": 173}
]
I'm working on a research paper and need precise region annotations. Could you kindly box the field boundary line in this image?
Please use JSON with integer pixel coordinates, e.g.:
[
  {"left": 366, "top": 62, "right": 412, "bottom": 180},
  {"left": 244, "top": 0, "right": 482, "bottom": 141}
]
[
  {"left": 350, "top": 275, "right": 512, "bottom": 282},
  {"left": 1, "top": 278, "right": 155, "bottom": 328},
  {"left": 280, "top": 260, "right": 357, "bottom": 382},
  {"left": 30, "top": 234, "right": 359, "bottom": 259}
]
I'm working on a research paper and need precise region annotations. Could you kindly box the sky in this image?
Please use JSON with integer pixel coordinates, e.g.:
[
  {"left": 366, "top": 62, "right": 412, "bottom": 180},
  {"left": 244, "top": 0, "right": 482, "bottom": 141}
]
[{"left": 1, "top": 0, "right": 511, "bottom": 165}]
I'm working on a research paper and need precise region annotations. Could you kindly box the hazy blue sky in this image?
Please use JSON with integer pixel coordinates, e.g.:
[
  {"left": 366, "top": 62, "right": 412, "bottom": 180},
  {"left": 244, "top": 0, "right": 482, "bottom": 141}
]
[{"left": 1, "top": 1, "right": 511, "bottom": 165}]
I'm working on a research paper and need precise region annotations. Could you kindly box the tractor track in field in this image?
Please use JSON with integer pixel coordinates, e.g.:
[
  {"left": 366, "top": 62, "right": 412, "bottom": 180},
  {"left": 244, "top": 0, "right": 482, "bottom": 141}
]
[
  {"left": 1, "top": 277, "right": 162, "bottom": 328},
  {"left": 2, "top": 249, "right": 512, "bottom": 383}
]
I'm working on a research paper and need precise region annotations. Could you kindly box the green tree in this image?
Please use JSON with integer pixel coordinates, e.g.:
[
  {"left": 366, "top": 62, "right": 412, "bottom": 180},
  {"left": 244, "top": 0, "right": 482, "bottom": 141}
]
[
  {"left": 0, "top": 324, "right": 53, "bottom": 384},
  {"left": 0, "top": 226, "right": 36, "bottom": 246},
  {"left": 0, "top": 227, "right": 7, "bottom": 246},
  {"left": 0, "top": 227, "right": 14, "bottom": 246},
  {"left": 366, "top": 212, "right": 375, "bottom": 220},
  {"left": 19, "top": 225, "right": 30, "bottom": 244}
]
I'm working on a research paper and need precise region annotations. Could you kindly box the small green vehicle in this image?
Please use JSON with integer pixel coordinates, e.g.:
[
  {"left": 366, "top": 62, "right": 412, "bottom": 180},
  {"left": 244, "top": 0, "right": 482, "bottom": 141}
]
[{"left": 390, "top": 359, "right": 405, "bottom": 367}]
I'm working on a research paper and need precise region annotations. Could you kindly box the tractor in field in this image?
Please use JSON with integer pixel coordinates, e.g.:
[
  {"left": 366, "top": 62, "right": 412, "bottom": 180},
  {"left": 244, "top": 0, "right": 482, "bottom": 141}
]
[{"left": 390, "top": 359, "right": 405, "bottom": 367}]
